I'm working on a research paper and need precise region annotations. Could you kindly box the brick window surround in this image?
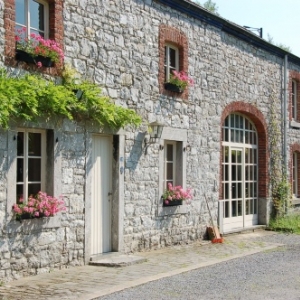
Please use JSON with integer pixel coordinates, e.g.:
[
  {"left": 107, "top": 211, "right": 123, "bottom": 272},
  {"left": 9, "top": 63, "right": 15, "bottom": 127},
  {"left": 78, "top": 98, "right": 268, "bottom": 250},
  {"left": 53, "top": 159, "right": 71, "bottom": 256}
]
[
  {"left": 220, "top": 102, "right": 269, "bottom": 199},
  {"left": 158, "top": 24, "right": 189, "bottom": 100},
  {"left": 289, "top": 71, "right": 300, "bottom": 122},
  {"left": 4, "top": 0, "right": 64, "bottom": 74},
  {"left": 290, "top": 144, "right": 300, "bottom": 198}
]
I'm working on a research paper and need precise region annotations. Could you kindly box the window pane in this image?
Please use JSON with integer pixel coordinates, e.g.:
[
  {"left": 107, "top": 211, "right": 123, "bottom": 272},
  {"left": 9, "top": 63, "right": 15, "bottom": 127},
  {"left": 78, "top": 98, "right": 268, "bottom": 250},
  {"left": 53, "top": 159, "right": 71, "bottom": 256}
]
[
  {"left": 16, "top": 184, "right": 24, "bottom": 204},
  {"left": 166, "top": 162, "right": 173, "bottom": 181},
  {"left": 30, "top": 0, "right": 45, "bottom": 32},
  {"left": 28, "top": 158, "right": 41, "bottom": 181},
  {"left": 16, "top": 0, "right": 26, "bottom": 25},
  {"left": 28, "top": 183, "right": 41, "bottom": 197},
  {"left": 28, "top": 133, "right": 41, "bottom": 156},
  {"left": 166, "top": 144, "right": 173, "bottom": 161},
  {"left": 169, "top": 48, "right": 176, "bottom": 69},
  {"left": 17, "top": 132, "right": 24, "bottom": 156},
  {"left": 224, "top": 201, "right": 229, "bottom": 218},
  {"left": 17, "top": 158, "right": 24, "bottom": 182}
]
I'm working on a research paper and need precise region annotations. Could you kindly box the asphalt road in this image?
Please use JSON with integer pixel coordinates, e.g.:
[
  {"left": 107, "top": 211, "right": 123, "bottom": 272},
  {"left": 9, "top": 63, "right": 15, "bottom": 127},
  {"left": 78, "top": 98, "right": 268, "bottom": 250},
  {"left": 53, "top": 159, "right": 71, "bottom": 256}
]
[{"left": 99, "top": 233, "right": 300, "bottom": 300}]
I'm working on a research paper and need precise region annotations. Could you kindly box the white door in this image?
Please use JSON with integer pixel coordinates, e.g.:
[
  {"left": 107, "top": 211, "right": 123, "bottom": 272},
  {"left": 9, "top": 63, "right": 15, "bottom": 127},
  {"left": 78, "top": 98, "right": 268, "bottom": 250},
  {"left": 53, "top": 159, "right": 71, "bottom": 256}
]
[
  {"left": 221, "top": 114, "right": 258, "bottom": 233},
  {"left": 91, "top": 135, "right": 112, "bottom": 254}
]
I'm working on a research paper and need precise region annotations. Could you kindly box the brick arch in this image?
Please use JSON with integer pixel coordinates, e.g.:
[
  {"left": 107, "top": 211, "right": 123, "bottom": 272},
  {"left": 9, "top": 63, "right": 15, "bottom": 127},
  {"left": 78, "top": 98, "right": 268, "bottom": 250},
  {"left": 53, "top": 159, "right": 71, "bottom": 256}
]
[{"left": 219, "top": 101, "right": 269, "bottom": 199}]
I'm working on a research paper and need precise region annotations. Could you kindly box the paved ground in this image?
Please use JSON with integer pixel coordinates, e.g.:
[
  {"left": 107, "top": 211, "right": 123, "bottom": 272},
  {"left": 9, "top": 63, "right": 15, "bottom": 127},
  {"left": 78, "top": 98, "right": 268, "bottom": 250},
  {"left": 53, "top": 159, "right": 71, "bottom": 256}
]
[{"left": 0, "top": 230, "right": 283, "bottom": 300}]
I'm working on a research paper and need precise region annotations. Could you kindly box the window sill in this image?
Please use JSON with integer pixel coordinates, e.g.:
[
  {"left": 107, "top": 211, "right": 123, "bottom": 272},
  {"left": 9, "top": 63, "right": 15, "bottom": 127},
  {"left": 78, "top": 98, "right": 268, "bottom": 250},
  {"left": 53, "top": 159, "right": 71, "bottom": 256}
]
[
  {"left": 158, "top": 201, "right": 187, "bottom": 216},
  {"left": 290, "top": 120, "right": 300, "bottom": 128},
  {"left": 6, "top": 214, "right": 62, "bottom": 233}
]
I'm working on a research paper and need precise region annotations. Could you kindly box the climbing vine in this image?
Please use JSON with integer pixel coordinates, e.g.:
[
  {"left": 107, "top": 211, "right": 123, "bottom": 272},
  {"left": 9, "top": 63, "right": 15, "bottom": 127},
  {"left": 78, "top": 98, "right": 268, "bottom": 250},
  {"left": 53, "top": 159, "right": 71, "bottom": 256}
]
[
  {"left": 0, "top": 68, "right": 142, "bottom": 129},
  {"left": 269, "top": 86, "right": 291, "bottom": 217}
]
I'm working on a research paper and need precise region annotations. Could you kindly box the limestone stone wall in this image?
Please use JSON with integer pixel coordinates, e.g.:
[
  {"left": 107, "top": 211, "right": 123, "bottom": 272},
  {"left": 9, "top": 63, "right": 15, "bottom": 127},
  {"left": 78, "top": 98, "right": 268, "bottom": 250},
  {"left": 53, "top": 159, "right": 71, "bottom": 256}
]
[{"left": 0, "top": 0, "right": 298, "bottom": 281}]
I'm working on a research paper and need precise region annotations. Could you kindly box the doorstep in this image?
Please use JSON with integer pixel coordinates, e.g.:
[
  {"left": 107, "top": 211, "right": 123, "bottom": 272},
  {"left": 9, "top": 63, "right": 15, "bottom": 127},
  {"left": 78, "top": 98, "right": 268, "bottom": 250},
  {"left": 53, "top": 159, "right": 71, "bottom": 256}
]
[
  {"left": 89, "top": 252, "right": 147, "bottom": 267},
  {"left": 222, "top": 225, "right": 266, "bottom": 236}
]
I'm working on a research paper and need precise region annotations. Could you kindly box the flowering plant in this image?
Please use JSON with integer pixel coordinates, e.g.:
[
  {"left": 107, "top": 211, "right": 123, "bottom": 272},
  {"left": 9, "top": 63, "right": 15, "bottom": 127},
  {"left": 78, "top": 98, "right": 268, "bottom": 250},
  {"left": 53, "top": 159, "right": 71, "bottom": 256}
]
[
  {"left": 15, "top": 28, "right": 64, "bottom": 66},
  {"left": 12, "top": 191, "right": 66, "bottom": 221},
  {"left": 168, "top": 70, "right": 194, "bottom": 90},
  {"left": 162, "top": 183, "right": 193, "bottom": 205}
]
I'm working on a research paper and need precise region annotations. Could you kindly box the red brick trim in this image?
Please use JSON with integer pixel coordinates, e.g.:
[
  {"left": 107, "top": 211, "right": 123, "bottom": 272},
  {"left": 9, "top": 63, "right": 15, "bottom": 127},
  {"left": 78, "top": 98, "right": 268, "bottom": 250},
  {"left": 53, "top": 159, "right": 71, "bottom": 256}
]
[
  {"left": 158, "top": 24, "right": 189, "bottom": 101},
  {"left": 219, "top": 101, "right": 269, "bottom": 199},
  {"left": 4, "top": 0, "right": 64, "bottom": 75},
  {"left": 289, "top": 143, "right": 300, "bottom": 197},
  {"left": 289, "top": 71, "right": 300, "bottom": 122}
]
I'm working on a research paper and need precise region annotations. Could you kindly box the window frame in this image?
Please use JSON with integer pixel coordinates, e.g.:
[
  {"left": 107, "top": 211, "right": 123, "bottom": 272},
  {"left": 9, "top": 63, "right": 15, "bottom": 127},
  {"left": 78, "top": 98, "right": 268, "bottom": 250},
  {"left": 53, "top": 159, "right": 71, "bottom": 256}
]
[
  {"left": 164, "top": 140, "right": 177, "bottom": 188},
  {"left": 15, "top": 0, "right": 49, "bottom": 39},
  {"left": 164, "top": 44, "right": 179, "bottom": 83},
  {"left": 16, "top": 128, "right": 46, "bottom": 203},
  {"left": 293, "top": 152, "right": 299, "bottom": 198},
  {"left": 292, "top": 80, "right": 297, "bottom": 121}
]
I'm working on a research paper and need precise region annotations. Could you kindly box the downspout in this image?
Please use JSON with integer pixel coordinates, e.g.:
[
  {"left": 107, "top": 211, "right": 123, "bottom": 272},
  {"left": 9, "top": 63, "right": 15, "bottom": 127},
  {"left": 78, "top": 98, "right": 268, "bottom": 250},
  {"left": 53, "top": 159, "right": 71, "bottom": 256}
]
[{"left": 283, "top": 54, "right": 288, "bottom": 213}]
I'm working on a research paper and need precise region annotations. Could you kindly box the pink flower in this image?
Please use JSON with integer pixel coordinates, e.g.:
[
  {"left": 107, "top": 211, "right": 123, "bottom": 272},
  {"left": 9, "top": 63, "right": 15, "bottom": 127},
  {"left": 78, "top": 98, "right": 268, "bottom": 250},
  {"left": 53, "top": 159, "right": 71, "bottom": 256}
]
[{"left": 36, "top": 61, "right": 42, "bottom": 68}]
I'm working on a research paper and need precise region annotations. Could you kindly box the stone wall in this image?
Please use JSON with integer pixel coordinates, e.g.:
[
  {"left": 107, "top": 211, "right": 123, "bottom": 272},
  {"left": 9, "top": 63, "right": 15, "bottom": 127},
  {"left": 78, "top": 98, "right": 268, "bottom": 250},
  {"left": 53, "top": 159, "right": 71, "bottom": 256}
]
[{"left": 0, "top": 0, "right": 298, "bottom": 281}]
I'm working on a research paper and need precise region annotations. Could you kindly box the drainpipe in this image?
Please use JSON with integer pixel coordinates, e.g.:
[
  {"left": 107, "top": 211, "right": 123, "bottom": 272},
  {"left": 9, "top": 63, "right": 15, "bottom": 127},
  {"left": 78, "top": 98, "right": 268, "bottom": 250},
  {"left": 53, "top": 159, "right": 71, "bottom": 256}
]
[{"left": 283, "top": 54, "right": 288, "bottom": 213}]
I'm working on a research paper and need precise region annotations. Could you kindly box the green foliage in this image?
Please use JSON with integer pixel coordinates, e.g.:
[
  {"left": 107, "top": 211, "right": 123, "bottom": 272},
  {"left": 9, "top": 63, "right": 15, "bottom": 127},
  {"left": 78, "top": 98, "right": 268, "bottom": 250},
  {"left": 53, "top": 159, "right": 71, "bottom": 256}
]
[
  {"left": 267, "top": 34, "right": 292, "bottom": 53},
  {"left": 193, "top": 0, "right": 219, "bottom": 15},
  {"left": 269, "top": 213, "right": 300, "bottom": 234},
  {"left": 272, "top": 179, "right": 291, "bottom": 217},
  {"left": 0, "top": 69, "right": 142, "bottom": 129}
]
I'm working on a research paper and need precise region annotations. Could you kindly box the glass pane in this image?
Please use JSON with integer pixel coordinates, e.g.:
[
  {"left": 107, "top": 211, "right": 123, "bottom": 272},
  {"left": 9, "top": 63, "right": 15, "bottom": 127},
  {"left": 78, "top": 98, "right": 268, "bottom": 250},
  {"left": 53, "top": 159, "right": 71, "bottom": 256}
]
[
  {"left": 235, "top": 115, "right": 239, "bottom": 128},
  {"left": 237, "top": 150, "right": 242, "bottom": 163},
  {"left": 224, "top": 146, "right": 229, "bottom": 162},
  {"left": 17, "top": 132, "right": 24, "bottom": 156},
  {"left": 166, "top": 144, "right": 173, "bottom": 161},
  {"left": 166, "top": 162, "right": 173, "bottom": 181},
  {"left": 28, "top": 133, "right": 41, "bottom": 156},
  {"left": 232, "top": 184, "right": 237, "bottom": 199},
  {"left": 232, "top": 150, "right": 236, "bottom": 163},
  {"left": 16, "top": 0, "right": 25, "bottom": 25},
  {"left": 230, "top": 114, "right": 235, "bottom": 127},
  {"left": 235, "top": 130, "right": 239, "bottom": 143},
  {"left": 225, "top": 165, "right": 229, "bottom": 181},
  {"left": 169, "top": 48, "right": 176, "bottom": 69},
  {"left": 238, "top": 200, "right": 242, "bottom": 216},
  {"left": 224, "top": 183, "right": 229, "bottom": 199},
  {"left": 224, "top": 116, "right": 229, "bottom": 127},
  {"left": 245, "top": 131, "right": 249, "bottom": 144},
  {"left": 232, "top": 165, "right": 236, "bottom": 181},
  {"left": 28, "top": 183, "right": 41, "bottom": 197},
  {"left": 254, "top": 199, "right": 257, "bottom": 214},
  {"left": 224, "top": 201, "right": 229, "bottom": 218},
  {"left": 253, "top": 149, "right": 257, "bottom": 163},
  {"left": 253, "top": 132, "right": 257, "bottom": 144},
  {"left": 16, "top": 184, "right": 24, "bottom": 204},
  {"left": 230, "top": 129, "right": 235, "bottom": 142},
  {"left": 245, "top": 118, "right": 249, "bottom": 130},
  {"left": 17, "top": 158, "right": 24, "bottom": 182},
  {"left": 250, "top": 199, "right": 253, "bottom": 214},
  {"left": 238, "top": 183, "right": 242, "bottom": 198},
  {"left": 239, "top": 129, "right": 243, "bottom": 143},
  {"left": 30, "top": 0, "right": 45, "bottom": 32},
  {"left": 28, "top": 158, "right": 41, "bottom": 181},
  {"left": 224, "top": 128, "right": 229, "bottom": 142},
  {"left": 237, "top": 165, "right": 242, "bottom": 181},
  {"left": 232, "top": 201, "right": 237, "bottom": 217},
  {"left": 254, "top": 166, "right": 257, "bottom": 180}
]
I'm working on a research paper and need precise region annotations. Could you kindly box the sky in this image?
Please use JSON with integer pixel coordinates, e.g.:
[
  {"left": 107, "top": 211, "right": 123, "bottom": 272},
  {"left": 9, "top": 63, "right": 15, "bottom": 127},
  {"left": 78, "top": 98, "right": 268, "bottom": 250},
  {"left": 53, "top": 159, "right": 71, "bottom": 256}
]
[{"left": 195, "top": 0, "right": 300, "bottom": 57}]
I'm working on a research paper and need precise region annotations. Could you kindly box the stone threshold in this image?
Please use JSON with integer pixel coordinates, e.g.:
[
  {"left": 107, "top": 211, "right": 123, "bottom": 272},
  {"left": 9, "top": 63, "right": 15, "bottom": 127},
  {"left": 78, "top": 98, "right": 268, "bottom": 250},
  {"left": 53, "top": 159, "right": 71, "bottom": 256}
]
[
  {"left": 222, "top": 225, "right": 266, "bottom": 236},
  {"left": 89, "top": 252, "right": 147, "bottom": 267}
]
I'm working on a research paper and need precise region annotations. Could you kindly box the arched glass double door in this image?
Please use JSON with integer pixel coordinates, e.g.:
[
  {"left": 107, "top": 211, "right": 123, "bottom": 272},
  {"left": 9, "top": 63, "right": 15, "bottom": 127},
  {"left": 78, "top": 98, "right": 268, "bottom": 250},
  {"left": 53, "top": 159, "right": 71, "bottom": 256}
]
[{"left": 221, "top": 113, "right": 258, "bottom": 232}]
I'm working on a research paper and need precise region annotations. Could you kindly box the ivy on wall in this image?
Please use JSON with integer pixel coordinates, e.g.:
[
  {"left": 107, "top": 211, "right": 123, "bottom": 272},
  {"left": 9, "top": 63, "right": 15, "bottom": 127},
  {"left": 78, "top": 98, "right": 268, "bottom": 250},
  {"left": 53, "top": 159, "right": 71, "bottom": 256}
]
[{"left": 0, "top": 68, "right": 142, "bottom": 129}]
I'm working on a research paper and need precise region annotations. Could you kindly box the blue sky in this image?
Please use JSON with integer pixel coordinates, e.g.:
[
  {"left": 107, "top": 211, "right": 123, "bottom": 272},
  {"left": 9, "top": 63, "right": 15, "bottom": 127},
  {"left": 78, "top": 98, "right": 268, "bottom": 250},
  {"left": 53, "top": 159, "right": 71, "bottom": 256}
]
[{"left": 194, "top": 0, "right": 300, "bottom": 57}]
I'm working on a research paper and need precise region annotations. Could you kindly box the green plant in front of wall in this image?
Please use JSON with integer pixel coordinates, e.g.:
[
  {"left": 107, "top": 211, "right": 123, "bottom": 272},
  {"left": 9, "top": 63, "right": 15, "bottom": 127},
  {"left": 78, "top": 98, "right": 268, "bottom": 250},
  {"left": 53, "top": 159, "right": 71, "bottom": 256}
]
[
  {"left": 269, "top": 86, "right": 291, "bottom": 217},
  {"left": 0, "top": 68, "right": 142, "bottom": 129}
]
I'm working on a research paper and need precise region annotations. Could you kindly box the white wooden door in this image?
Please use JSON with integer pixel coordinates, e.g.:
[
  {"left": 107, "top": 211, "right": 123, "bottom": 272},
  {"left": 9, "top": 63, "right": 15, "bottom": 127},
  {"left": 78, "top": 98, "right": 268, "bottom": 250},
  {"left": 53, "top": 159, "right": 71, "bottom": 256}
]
[{"left": 91, "top": 135, "right": 112, "bottom": 254}]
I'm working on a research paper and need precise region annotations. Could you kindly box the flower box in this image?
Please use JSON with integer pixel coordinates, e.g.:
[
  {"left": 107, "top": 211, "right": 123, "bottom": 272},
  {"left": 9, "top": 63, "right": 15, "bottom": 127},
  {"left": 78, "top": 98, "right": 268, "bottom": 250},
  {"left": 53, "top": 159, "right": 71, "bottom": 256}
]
[
  {"left": 163, "top": 199, "right": 183, "bottom": 207},
  {"left": 164, "top": 82, "right": 183, "bottom": 93},
  {"left": 15, "top": 49, "right": 54, "bottom": 67}
]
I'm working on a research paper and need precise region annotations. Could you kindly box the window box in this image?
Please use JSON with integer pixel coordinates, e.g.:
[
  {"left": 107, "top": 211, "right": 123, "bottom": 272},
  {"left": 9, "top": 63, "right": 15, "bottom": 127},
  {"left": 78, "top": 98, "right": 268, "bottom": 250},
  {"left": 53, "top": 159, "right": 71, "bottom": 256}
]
[
  {"left": 163, "top": 199, "right": 183, "bottom": 207},
  {"left": 15, "top": 49, "right": 54, "bottom": 67},
  {"left": 164, "top": 82, "right": 183, "bottom": 93}
]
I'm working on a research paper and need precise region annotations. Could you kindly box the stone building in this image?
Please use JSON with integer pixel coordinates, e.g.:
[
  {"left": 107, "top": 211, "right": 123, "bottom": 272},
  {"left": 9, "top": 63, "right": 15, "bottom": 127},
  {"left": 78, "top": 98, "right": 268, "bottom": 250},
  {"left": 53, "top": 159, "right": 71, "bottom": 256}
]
[{"left": 1, "top": 0, "right": 300, "bottom": 281}]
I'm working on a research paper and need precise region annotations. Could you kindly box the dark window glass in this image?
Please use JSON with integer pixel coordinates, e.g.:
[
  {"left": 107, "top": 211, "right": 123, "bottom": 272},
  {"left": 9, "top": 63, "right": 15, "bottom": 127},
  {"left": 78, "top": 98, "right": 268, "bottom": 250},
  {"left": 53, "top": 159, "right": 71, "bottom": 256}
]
[
  {"left": 30, "top": 0, "right": 45, "bottom": 32},
  {"left": 17, "top": 158, "right": 24, "bottom": 182},
  {"left": 17, "top": 132, "right": 24, "bottom": 156},
  {"left": 28, "top": 158, "right": 41, "bottom": 181},
  {"left": 16, "top": 0, "right": 25, "bottom": 25},
  {"left": 28, "top": 133, "right": 41, "bottom": 156}
]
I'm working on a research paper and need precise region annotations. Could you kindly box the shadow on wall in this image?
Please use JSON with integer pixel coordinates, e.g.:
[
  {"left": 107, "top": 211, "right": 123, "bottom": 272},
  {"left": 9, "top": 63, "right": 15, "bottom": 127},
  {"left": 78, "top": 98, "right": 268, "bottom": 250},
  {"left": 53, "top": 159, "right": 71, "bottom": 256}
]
[{"left": 126, "top": 131, "right": 145, "bottom": 171}]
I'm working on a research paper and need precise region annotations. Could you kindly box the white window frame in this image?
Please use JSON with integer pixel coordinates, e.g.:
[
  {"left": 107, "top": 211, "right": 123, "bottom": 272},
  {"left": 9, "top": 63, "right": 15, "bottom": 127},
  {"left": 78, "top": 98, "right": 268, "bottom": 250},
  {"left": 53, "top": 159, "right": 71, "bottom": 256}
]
[
  {"left": 15, "top": 0, "right": 49, "bottom": 38},
  {"left": 292, "top": 80, "right": 297, "bottom": 120},
  {"left": 16, "top": 128, "right": 46, "bottom": 203},
  {"left": 164, "top": 44, "right": 179, "bottom": 82}
]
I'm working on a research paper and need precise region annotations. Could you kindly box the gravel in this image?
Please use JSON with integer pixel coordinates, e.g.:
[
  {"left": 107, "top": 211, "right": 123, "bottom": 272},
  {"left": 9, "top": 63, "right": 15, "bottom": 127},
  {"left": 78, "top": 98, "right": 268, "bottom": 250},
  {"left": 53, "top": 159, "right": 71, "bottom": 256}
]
[{"left": 99, "top": 233, "right": 300, "bottom": 300}]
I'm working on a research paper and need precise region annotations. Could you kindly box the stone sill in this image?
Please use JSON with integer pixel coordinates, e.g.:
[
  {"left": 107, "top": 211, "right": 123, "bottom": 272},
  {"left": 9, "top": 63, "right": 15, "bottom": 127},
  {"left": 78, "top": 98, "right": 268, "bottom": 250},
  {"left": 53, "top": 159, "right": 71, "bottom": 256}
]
[
  {"left": 6, "top": 214, "right": 61, "bottom": 233},
  {"left": 157, "top": 203, "right": 187, "bottom": 216},
  {"left": 290, "top": 120, "right": 300, "bottom": 129}
]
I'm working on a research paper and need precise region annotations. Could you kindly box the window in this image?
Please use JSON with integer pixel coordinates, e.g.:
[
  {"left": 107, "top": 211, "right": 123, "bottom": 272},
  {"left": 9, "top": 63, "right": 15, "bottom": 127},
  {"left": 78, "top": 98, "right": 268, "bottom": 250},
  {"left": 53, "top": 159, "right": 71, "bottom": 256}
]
[
  {"left": 15, "top": 0, "right": 49, "bottom": 38},
  {"left": 16, "top": 129, "right": 46, "bottom": 203},
  {"left": 292, "top": 80, "right": 297, "bottom": 120},
  {"left": 164, "top": 141, "right": 177, "bottom": 188},
  {"left": 164, "top": 44, "right": 179, "bottom": 82},
  {"left": 158, "top": 25, "right": 188, "bottom": 98},
  {"left": 293, "top": 152, "right": 300, "bottom": 198}
]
